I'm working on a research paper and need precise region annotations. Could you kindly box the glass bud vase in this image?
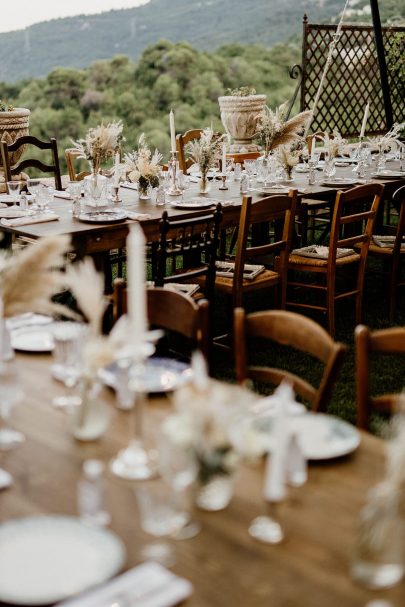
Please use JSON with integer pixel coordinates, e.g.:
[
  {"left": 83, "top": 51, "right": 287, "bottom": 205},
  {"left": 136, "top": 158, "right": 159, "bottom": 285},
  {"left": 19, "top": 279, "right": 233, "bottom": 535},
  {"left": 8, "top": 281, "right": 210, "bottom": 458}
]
[
  {"left": 138, "top": 183, "right": 152, "bottom": 200},
  {"left": 351, "top": 482, "right": 405, "bottom": 590},
  {"left": 69, "top": 377, "right": 110, "bottom": 441},
  {"left": 199, "top": 171, "right": 210, "bottom": 195},
  {"left": 195, "top": 474, "right": 234, "bottom": 511}
]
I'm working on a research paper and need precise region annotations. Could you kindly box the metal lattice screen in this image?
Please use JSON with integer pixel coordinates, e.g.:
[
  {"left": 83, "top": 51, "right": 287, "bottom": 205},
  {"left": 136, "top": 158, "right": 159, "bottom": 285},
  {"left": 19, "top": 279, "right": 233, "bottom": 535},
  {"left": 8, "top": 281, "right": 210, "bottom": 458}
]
[{"left": 301, "top": 19, "right": 405, "bottom": 137}]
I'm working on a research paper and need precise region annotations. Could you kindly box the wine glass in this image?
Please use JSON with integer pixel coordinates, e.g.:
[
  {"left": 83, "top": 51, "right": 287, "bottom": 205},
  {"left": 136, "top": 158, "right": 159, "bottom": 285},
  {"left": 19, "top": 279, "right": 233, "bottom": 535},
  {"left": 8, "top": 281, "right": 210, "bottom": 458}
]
[
  {"left": 27, "top": 178, "right": 42, "bottom": 210},
  {"left": 36, "top": 186, "right": 53, "bottom": 213},
  {"left": 0, "top": 361, "right": 24, "bottom": 450},
  {"left": 244, "top": 160, "right": 257, "bottom": 191}
]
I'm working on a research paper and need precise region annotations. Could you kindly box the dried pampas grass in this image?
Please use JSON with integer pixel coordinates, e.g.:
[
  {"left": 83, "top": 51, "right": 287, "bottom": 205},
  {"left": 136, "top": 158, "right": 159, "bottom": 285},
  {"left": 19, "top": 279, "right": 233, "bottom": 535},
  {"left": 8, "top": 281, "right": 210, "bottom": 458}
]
[
  {"left": 255, "top": 103, "right": 311, "bottom": 154},
  {"left": 0, "top": 234, "right": 71, "bottom": 318},
  {"left": 63, "top": 257, "right": 106, "bottom": 335}
]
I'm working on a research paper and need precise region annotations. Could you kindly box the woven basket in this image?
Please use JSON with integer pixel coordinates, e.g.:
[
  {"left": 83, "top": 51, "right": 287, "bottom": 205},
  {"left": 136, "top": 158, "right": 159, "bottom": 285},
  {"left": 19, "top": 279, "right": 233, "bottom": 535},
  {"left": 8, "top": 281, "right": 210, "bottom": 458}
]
[{"left": 0, "top": 108, "right": 30, "bottom": 167}]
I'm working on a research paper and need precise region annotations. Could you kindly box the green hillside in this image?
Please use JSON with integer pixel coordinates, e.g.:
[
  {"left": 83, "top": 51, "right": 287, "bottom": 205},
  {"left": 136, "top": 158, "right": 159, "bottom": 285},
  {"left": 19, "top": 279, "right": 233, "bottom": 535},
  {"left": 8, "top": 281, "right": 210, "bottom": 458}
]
[{"left": 0, "top": 0, "right": 346, "bottom": 82}]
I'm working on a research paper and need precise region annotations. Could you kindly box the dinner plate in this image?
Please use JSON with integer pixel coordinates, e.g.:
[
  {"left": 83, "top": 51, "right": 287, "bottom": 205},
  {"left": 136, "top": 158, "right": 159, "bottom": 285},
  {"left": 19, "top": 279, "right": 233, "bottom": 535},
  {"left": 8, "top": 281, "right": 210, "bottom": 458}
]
[
  {"left": 10, "top": 326, "right": 54, "bottom": 353},
  {"left": 0, "top": 515, "right": 125, "bottom": 605},
  {"left": 99, "top": 357, "right": 193, "bottom": 393},
  {"left": 370, "top": 170, "right": 405, "bottom": 180},
  {"left": 253, "top": 412, "right": 360, "bottom": 460},
  {"left": 77, "top": 210, "right": 128, "bottom": 223},
  {"left": 170, "top": 198, "right": 216, "bottom": 210},
  {"left": 320, "top": 177, "right": 359, "bottom": 187}
]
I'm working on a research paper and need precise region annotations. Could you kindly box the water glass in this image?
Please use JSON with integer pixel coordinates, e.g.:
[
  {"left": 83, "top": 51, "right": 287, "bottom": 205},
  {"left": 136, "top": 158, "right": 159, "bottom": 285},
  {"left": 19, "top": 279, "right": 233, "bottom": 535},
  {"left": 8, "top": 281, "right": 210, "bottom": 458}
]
[
  {"left": 51, "top": 322, "right": 85, "bottom": 408},
  {"left": 7, "top": 180, "right": 22, "bottom": 203},
  {"left": 0, "top": 360, "right": 24, "bottom": 450},
  {"left": 36, "top": 186, "right": 53, "bottom": 212}
]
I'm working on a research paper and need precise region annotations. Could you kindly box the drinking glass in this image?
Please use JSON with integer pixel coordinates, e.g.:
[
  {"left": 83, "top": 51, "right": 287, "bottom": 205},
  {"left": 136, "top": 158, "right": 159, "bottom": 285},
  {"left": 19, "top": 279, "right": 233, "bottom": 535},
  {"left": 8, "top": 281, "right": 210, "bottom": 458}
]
[
  {"left": 0, "top": 361, "right": 24, "bottom": 450},
  {"left": 27, "top": 178, "right": 42, "bottom": 209},
  {"left": 51, "top": 322, "right": 85, "bottom": 409},
  {"left": 36, "top": 186, "right": 53, "bottom": 212},
  {"left": 7, "top": 181, "right": 22, "bottom": 203},
  {"left": 244, "top": 160, "right": 257, "bottom": 191}
]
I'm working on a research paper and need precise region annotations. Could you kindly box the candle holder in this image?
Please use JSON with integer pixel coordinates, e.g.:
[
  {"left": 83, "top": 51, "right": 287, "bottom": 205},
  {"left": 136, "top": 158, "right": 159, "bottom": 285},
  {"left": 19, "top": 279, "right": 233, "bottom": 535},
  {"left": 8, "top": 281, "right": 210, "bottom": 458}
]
[
  {"left": 219, "top": 175, "right": 228, "bottom": 190},
  {"left": 352, "top": 136, "right": 364, "bottom": 162},
  {"left": 111, "top": 185, "right": 122, "bottom": 203},
  {"left": 167, "top": 151, "right": 182, "bottom": 196}
]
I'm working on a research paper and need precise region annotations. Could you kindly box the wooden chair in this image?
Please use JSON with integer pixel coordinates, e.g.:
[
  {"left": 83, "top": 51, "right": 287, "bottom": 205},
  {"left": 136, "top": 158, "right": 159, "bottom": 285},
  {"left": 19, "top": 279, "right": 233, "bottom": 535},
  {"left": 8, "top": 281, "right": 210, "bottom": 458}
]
[
  {"left": 152, "top": 205, "right": 223, "bottom": 305},
  {"left": 367, "top": 184, "right": 405, "bottom": 320},
  {"left": 113, "top": 280, "right": 210, "bottom": 363},
  {"left": 65, "top": 148, "right": 91, "bottom": 181},
  {"left": 287, "top": 183, "right": 384, "bottom": 337},
  {"left": 355, "top": 324, "right": 405, "bottom": 429},
  {"left": 1, "top": 135, "right": 62, "bottom": 190},
  {"left": 176, "top": 129, "right": 203, "bottom": 173},
  {"left": 215, "top": 190, "right": 297, "bottom": 310},
  {"left": 234, "top": 308, "right": 346, "bottom": 411}
]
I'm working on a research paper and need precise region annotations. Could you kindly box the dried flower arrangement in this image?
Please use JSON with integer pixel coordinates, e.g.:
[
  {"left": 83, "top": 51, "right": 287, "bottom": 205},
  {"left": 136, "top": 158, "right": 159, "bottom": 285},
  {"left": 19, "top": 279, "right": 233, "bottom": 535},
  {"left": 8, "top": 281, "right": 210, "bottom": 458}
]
[
  {"left": 0, "top": 235, "right": 71, "bottom": 318},
  {"left": 185, "top": 127, "right": 224, "bottom": 177},
  {"left": 370, "top": 122, "right": 405, "bottom": 153},
  {"left": 72, "top": 120, "right": 124, "bottom": 174},
  {"left": 123, "top": 133, "right": 162, "bottom": 192},
  {"left": 277, "top": 145, "right": 301, "bottom": 179},
  {"left": 255, "top": 102, "right": 311, "bottom": 156},
  {"left": 323, "top": 131, "right": 347, "bottom": 159}
]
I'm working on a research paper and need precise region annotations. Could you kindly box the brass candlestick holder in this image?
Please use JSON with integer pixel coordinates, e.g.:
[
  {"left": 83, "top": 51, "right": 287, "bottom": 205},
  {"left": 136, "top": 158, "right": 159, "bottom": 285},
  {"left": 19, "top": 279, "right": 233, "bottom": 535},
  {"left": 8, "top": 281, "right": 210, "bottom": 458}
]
[
  {"left": 111, "top": 185, "right": 122, "bottom": 203},
  {"left": 219, "top": 175, "right": 228, "bottom": 190},
  {"left": 167, "top": 151, "right": 182, "bottom": 196}
]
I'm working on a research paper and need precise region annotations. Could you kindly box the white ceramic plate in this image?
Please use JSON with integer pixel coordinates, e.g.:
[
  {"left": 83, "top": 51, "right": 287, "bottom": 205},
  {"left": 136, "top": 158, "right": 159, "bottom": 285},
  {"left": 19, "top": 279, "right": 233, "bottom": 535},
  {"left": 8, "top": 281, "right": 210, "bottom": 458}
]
[
  {"left": 370, "top": 171, "right": 405, "bottom": 180},
  {"left": 170, "top": 199, "right": 216, "bottom": 210},
  {"left": 0, "top": 515, "right": 125, "bottom": 605},
  {"left": 320, "top": 177, "right": 359, "bottom": 187},
  {"left": 78, "top": 210, "right": 127, "bottom": 223},
  {"left": 99, "top": 357, "right": 193, "bottom": 393},
  {"left": 10, "top": 326, "right": 54, "bottom": 353},
  {"left": 253, "top": 412, "right": 360, "bottom": 460}
]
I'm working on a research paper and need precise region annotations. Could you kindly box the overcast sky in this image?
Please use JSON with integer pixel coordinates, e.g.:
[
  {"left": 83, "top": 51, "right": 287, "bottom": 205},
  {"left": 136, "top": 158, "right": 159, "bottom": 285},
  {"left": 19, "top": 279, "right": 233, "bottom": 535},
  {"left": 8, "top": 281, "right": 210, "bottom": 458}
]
[{"left": 0, "top": 1, "right": 150, "bottom": 33}]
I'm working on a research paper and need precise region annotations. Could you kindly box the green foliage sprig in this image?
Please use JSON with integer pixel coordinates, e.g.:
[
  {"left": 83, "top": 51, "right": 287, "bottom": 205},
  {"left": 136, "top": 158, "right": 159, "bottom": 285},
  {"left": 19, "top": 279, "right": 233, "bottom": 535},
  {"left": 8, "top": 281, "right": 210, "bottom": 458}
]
[
  {"left": 226, "top": 86, "right": 257, "bottom": 97},
  {"left": 0, "top": 99, "right": 14, "bottom": 112}
]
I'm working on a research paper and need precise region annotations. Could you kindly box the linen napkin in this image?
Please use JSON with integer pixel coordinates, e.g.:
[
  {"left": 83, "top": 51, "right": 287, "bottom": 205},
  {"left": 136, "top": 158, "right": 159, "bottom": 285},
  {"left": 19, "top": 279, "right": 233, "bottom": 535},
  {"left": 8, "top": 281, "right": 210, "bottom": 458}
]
[
  {"left": 126, "top": 211, "right": 152, "bottom": 221},
  {"left": 0, "top": 207, "right": 31, "bottom": 219},
  {"left": 54, "top": 190, "right": 73, "bottom": 200},
  {"left": 0, "top": 213, "right": 59, "bottom": 227},
  {"left": 58, "top": 561, "right": 193, "bottom": 607}
]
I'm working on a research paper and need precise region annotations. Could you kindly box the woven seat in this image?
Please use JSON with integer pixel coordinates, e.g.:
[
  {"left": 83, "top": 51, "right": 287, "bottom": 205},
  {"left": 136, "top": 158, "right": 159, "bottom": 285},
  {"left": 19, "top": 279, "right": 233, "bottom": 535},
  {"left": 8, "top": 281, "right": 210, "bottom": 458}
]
[
  {"left": 214, "top": 268, "right": 280, "bottom": 294},
  {"left": 288, "top": 251, "right": 360, "bottom": 267}
]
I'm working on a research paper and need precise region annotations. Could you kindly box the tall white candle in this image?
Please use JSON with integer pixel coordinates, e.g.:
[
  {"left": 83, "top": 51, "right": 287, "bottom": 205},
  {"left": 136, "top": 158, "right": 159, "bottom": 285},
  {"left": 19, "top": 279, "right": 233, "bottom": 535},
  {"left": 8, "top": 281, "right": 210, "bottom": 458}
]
[
  {"left": 113, "top": 151, "right": 120, "bottom": 188},
  {"left": 222, "top": 142, "right": 227, "bottom": 174},
  {"left": 127, "top": 223, "right": 147, "bottom": 350},
  {"left": 169, "top": 109, "right": 176, "bottom": 154},
  {"left": 359, "top": 103, "right": 370, "bottom": 139},
  {"left": 310, "top": 136, "right": 316, "bottom": 161}
]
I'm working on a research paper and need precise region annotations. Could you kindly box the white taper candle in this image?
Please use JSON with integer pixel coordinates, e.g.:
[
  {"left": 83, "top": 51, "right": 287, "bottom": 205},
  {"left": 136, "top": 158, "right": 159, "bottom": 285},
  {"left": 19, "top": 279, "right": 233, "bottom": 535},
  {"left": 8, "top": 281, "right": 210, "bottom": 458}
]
[
  {"left": 127, "top": 223, "right": 147, "bottom": 350},
  {"left": 113, "top": 151, "right": 120, "bottom": 188},
  {"left": 169, "top": 109, "right": 176, "bottom": 154},
  {"left": 359, "top": 103, "right": 370, "bottom": 139}
]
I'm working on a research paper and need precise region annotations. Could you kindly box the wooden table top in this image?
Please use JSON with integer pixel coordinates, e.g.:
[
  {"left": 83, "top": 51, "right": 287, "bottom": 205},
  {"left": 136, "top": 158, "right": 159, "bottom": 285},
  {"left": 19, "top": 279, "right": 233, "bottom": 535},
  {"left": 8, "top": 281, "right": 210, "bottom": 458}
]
[
  {"left": 1, "top": 164, "right": 403, "bottom": 257},
  {"left": 1, "top": 353, "right": 404, "bottom": 606}
]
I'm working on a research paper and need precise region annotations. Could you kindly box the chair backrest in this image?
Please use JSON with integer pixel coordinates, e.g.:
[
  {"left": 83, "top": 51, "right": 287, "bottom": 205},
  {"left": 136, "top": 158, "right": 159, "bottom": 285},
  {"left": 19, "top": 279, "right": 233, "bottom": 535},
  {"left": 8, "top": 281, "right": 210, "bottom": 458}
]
[
  {"left": 231, "top": 190, "right": 297, "bottom": 307},
  {"left": 153, "top": 204, "right": 223, "bottom": 304},
  {"left": 390, "top": 185, "right": 405, "bottom": 255},
  {"left": 327, "top": 183, "right": 384, "bottom": 267},
  {"left": 355, "top": 324, "right": 405, "bottom": 429},
  {"left": 226, "top": 151, "right": 261, "bottom": 168},
  {"left": 113, "top": 279, "right": 210, "bottom": 362},
  {"left": 1, "top": 135, "right": 62, "bottom": 190},
  {"left": 234, "top": 307, "right": 346, "bottom": 411},
  {"left": 65, "top": 148, "right": 91, "bottom": 182},
  {"left": 176, "top": 129, "right": 203, "bottom": 173}
]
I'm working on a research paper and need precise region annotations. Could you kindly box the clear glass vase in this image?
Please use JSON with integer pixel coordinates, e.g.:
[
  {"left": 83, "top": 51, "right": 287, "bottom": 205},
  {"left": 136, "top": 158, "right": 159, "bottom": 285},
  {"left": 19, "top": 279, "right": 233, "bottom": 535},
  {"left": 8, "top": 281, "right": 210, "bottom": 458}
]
[
  {"left": 195, "top": 474, "right": 234, "bottom": 511},
  {"left": 351, "top": 482, "right": 405, "bottom": 590},
  {"left": 69, "top": 378, "right": 110, "bottom": 441},
  {"left": 199, "top": 173, "right": 210, "bottom": 195},
  {"left": 138, "top": 183, "right": 152, "bottom": 200}
]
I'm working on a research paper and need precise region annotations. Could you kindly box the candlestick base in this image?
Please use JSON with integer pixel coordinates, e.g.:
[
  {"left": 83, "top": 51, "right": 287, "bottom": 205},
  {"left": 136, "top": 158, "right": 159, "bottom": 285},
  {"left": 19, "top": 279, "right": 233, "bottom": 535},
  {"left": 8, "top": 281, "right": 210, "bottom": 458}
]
[
  {"left": 111, "top": 185, "right": 122, "bottom": 203},
  {"left": 218, "top": 175, "right": 228, "bottom": 190}
]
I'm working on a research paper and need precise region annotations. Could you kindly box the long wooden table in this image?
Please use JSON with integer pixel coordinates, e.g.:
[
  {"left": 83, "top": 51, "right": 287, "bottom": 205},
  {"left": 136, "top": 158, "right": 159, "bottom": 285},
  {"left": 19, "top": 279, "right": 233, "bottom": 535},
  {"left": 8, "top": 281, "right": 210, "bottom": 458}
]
[{"left": 1, "top": 353, "right": 404, "bottom": 606}]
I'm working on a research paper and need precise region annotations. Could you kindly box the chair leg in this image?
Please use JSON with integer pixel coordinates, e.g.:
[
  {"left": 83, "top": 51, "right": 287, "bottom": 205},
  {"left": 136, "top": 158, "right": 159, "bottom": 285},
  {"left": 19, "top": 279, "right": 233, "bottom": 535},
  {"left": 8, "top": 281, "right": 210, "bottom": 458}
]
[{"left": 326, "top": 285, "right": 336, "bottom": 337}]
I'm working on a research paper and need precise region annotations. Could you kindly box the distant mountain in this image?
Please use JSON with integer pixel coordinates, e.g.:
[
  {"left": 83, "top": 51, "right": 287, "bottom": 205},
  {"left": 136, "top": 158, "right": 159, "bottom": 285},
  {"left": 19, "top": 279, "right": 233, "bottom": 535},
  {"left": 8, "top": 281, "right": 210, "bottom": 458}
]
[{"left": 0, "top": 0, "right": 346, "bottom": 82}]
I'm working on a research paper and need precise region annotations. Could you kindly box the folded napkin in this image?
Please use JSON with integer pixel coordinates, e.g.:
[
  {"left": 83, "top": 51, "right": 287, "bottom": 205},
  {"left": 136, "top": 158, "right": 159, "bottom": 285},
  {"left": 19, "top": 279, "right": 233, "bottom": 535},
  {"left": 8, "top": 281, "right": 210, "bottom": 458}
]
[
  {"left": 127, "top": 211, "right": 152, "bottom": 221},
  {"left": 0, "top": 207, "right": 31, "bottom": 218},
  {"left": 59, "top": 561, "right": 193, "bottom": 607},
  {"left": 54, "top": 190, "right": 72, "bottom": 200},
  {"left": 291, "top": 245, "right": 355, "bottom": 259},
  {"left": 1, "top": 213, "right": 59, "bottom": 227},
  {"left": 6, "top": 313, "right": 53, "bottom": 331},
  {"left": 121, "top": 181, "right": 138, "bottom": 190},
  {"left": 373, "top": 235, "right": 405, "bottom": 249}
]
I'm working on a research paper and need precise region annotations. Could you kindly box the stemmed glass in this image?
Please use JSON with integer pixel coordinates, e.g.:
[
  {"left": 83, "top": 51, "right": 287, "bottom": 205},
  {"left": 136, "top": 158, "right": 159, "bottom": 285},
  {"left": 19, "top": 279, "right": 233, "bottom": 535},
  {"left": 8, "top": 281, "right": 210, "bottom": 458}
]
[
  {"left": 27, "top": 178, "right": 42, "bottom": 210},
  {"left": 244, "top": 160, "right": 257, "bottom": 191},
  {"left": 36, "top": 186, "right": 53, "bottom": 213},
  {"left": 0, "top": 360, "right": 24, "bottom": 450}
]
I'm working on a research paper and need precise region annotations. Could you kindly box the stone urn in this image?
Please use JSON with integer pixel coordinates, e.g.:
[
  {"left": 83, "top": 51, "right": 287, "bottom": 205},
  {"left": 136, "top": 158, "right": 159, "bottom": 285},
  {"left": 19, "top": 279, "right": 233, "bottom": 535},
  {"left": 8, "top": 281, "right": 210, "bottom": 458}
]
[
  {"left": 0, "top": 108, "right": 30, "bottom": 167},
  {"left": 218, "top": 94, "right": 266, "bottom": 153}
]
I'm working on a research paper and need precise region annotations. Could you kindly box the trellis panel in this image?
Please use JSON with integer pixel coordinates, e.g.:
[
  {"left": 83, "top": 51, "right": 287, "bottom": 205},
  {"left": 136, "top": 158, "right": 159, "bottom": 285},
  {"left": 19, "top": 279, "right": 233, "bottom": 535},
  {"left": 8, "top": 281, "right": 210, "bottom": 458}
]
[{"left": 301, "top": 18, "right": 404, "bottom": 137}]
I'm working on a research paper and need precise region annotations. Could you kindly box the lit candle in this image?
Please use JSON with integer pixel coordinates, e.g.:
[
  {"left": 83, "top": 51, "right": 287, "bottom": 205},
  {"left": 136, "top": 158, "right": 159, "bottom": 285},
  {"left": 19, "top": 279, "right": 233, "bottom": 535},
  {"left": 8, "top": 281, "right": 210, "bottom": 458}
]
[
  {"left": 359, "top": 103, "right": 369, "bottom": 139},
  {"left": 222, "top": 142, "right": 227, "bottom": 174},
  {"left": 113, "top": 151, "right": 120, "bottom": 188},
  {"left": 169, "top": 109, "right": 176, "bottom": 154},
  {"left": 310, "top": 136, "right": 316, "bottom": 161},
  {"left": 127, "top": 223, "right": 148, "bottom": 350}
]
